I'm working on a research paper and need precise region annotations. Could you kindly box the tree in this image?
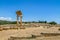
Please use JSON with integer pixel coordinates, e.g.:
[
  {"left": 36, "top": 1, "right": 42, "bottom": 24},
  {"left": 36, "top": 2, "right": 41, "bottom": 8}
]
[
  {"left": 38, "top": 20, "right": 47, "bottom": 23},
  {"left": 48, "top": 21, "right": 57, "bottom": 25},
  {"left": 11, "top": 21, "right": 16, "bottom": 24},
  {"left": 32, "top": 21, "right": 36, "bottom": 23}
]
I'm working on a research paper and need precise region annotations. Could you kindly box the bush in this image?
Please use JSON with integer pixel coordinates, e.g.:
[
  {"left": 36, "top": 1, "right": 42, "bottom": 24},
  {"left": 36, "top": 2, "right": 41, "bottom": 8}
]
[
  {"left": 38, "top": 21, "right": 47, "bottom": 23},
  {"left": 48, "top": 21, "right": 57, "bottom": 25},
  {"left": 10, "top": 21, "right": 16, "bottom": 24}
]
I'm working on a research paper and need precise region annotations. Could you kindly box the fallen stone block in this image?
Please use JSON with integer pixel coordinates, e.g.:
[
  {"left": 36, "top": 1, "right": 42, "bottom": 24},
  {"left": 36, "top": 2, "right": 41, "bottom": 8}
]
[
  {"left": 41, "top": 33, "right": 60, "bottom": 37},
  {"left": 8, "top": 34, "right": 32, "bottom": 40}
]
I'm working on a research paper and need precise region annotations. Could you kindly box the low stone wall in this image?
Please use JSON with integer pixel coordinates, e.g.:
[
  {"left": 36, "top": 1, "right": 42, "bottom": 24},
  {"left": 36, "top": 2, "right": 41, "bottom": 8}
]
[
  {"left": 41, "top": 33, "right": 60, "bottom": 37},
  {"left": 8, "top": 33, "right": 60, "bottom": 40}
]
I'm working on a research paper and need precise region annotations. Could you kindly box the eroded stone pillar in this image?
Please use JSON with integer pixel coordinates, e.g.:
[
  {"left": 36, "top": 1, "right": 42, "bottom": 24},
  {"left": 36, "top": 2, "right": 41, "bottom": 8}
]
[
  {"left": 16, "top": 15, "right": 19, "bottom": 27},
  {"left": 16, "top": 10, "right": 25, "bottom": 29}
]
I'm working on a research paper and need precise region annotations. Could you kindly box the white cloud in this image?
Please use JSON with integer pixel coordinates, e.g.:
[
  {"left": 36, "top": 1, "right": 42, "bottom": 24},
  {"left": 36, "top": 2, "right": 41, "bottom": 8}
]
[{"left": 0, "top": 17, "right": 13, "bottom": 21}]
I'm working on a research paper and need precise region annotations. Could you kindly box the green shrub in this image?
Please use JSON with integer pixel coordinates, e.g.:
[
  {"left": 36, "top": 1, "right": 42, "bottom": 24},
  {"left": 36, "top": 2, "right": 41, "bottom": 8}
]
[{"left": 48, "top": 21, "right": 57, "bottom": 25}]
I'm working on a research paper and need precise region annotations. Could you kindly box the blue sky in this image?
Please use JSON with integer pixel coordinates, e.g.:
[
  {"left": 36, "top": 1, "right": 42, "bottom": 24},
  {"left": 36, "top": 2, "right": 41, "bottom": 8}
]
[{"left": 0, "top": 0, "right": 60, "bottom": 23}]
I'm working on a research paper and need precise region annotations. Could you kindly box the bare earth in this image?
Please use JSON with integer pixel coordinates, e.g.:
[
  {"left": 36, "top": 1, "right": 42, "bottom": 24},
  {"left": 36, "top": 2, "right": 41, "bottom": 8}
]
[{"left": 0, "top": 25, "right": 60, "bottom": 40}]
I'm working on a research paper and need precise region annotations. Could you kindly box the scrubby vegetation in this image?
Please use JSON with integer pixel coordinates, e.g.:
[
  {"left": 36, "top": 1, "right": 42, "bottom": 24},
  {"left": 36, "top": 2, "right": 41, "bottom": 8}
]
[
  {"left": 0, "top": 20, "right": 57, "bottom": 25},
  {"left": 0, "top": 20, "right": 16, "bottom": 25},
  {"left": 48, "top": 21, "right": 57, "bottom": 25}
]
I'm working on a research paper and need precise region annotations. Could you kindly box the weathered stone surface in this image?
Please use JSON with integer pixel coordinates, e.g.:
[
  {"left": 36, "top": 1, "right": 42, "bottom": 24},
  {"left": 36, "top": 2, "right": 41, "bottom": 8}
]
[{"left": 0, "top": 26, "right": 60, "bottom": 40}]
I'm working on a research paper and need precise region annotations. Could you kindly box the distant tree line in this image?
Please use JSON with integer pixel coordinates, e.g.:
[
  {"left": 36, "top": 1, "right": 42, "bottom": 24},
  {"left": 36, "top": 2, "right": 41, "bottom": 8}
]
[
  {"left": 0, "top": 20, "right": 17, "bottom": 25},
  {"left": 0, "top": 20, "right": 57, "bottom": 25},
  {"left": 23, "top": 21, "right": 57, "bottom": 25}
]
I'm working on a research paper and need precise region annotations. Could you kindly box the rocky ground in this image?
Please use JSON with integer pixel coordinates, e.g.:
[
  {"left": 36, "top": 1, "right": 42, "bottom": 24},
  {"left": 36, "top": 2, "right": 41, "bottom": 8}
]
[{"left": 0, "top": 24, "right": 60, "bottom": 40}]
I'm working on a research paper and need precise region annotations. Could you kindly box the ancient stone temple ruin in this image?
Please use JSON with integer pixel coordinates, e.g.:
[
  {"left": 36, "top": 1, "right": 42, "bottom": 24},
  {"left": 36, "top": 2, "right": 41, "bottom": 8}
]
[{"left": 16, "top": 10, "right": 25, "bottom": 29}]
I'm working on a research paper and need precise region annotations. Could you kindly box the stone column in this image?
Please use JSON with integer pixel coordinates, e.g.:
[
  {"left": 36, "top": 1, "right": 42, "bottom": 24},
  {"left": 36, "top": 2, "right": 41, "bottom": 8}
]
[
  {"left": 20, "top": 15, "right": 23, "bottom": 28},
  {"left": 17, "top": 15, "right": 19, "bottom": 27}
]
